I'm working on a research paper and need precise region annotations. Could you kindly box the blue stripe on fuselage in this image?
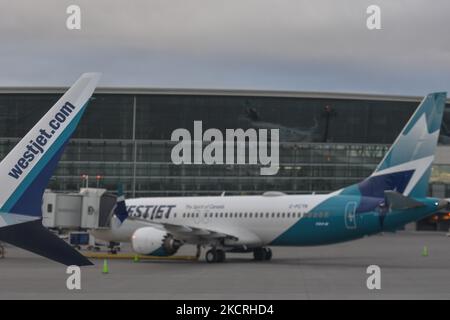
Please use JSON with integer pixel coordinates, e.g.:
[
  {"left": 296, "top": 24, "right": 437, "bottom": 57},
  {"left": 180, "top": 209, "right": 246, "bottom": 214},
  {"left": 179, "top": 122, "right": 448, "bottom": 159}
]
[{"left": 271, "top": 192, "right": 440, "bottom": 247}]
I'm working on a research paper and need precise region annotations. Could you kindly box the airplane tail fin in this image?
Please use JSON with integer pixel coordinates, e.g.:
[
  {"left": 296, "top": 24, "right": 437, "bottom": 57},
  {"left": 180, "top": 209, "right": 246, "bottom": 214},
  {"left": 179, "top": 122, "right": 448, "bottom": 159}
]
[
  {"left": 0, "top": 73, "right": 101, "bottom": 216},
  {"left": 114, "top": 185, "right": 128, "bottom": 224},
  {"left": 343, "top": 92, "right": 447, "bottom": 199}
]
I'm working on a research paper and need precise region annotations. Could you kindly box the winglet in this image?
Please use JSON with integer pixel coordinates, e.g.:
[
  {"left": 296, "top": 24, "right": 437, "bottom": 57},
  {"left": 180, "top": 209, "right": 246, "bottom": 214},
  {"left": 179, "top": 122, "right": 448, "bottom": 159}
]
[
  {"left": 0, "top": 73, "right": 100, "bottom": 267},
  {"left": 0, "top": 73, "right": 101, "bottom": 216}
]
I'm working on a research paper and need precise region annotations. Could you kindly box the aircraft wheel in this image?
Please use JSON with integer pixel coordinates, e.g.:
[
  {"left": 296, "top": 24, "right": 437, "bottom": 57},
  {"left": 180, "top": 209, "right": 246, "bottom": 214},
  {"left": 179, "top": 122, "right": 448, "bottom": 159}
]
[
  {"left": 264, "top": 248, "right": 272, "bottom": 261},
  {"left": 216, "top": 250, "right": 226, "bottom": 263},
  {"left": 206, "top": 249, "right": 217, "bottom": 263},
  {"left": 253, "top": 248, "right": 266, "bottom": 261}
]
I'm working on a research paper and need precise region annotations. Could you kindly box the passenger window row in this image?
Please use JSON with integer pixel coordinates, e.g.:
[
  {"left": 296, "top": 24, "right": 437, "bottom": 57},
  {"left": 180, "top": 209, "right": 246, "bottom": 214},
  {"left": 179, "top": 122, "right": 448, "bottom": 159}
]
[{"left": 181, "top": 212, "right": 305, "bottom": 219}]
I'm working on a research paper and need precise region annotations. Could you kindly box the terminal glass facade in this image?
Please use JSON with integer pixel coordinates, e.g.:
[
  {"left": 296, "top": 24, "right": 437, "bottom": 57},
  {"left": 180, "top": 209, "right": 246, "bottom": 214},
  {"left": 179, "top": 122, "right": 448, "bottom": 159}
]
[{"left": 0, "top": 92, "right": 448, "bottom": 198}]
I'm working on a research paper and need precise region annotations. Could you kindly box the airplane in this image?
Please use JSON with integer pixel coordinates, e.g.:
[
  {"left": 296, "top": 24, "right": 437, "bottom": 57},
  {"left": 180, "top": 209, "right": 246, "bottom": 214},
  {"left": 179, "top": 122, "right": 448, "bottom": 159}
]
[
  {"left": 91, "top": 92, "right": 448, "bottom": 263},
  {"left": 0, "top": 73, "right": 101, "bottom": 266}
]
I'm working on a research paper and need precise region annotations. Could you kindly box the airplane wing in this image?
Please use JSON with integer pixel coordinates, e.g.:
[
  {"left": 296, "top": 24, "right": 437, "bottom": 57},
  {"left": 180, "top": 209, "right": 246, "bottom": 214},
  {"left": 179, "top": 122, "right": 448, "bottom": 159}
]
[
  {"left": 126, "top": 216, "right": 239, "bottom": 242},
  {"left": 0, "top": 217, "right": 92, "bottom": 266}
]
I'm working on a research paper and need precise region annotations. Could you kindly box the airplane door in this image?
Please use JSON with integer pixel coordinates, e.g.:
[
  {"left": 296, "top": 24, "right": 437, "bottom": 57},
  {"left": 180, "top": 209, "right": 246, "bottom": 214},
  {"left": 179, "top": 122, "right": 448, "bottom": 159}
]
[{"left": 344, "top": 201, "right": 357, "bottom": 229}]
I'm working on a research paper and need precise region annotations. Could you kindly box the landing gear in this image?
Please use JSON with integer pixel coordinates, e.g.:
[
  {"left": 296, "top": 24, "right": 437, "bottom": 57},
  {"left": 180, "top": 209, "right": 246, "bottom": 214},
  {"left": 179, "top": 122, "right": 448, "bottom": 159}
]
[
  {"left": 205, "top": 248, "right": 226, "bottom": 263},
  {"left": 217, "top": 250, "right": 226, "bottom": 263},
  {"left": 195, "top": 245, "right": 202, "bottom": 260},
  {"left": 253, "top": 247, "right": 272, "bottom": 261},
  {"left": 264, "top": 247, "right": 272, "bottom": 261},
  {"left": 108, "top": 241, "right": 120, "bottom": 254}
]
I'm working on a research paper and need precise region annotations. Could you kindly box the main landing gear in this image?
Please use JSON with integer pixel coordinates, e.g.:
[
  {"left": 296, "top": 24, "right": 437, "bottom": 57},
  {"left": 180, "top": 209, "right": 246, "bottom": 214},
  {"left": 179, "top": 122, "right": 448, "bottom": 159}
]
[
  {"left": 253, "top": 247, "right": 272, "bottom": 261},
  {"left": 205, "top": 248, "right": 226, "bottom": 263}
]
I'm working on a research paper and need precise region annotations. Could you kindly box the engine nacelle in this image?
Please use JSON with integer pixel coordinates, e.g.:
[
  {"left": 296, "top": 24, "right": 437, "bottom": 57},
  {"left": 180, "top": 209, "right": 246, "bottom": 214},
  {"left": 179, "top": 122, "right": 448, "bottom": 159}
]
[{"left": 131, "top": 227, "right": 181, "bottom": 256}]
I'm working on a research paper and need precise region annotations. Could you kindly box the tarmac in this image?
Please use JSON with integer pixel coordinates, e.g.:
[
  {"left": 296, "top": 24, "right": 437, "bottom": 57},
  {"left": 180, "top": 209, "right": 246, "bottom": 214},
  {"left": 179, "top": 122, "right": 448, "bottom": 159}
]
[{"left": 0, "top": 231, "right": 449, "bottom": 299}]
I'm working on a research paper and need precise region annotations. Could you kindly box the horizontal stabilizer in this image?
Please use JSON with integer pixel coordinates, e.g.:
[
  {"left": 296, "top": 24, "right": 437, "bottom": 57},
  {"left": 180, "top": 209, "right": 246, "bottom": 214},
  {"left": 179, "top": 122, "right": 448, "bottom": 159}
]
[
  {"left": 0, "top": 219, "right": 92, "bottom": 266},
  {"left": 384, "top": 190, "right": 425, "bottom": 210}
]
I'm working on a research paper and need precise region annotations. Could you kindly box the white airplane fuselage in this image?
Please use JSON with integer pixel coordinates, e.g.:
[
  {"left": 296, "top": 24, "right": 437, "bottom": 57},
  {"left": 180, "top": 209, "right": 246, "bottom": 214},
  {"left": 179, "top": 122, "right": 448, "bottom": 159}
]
[{"left": 91, "top": 191, "right": 441, "bottom": 248}]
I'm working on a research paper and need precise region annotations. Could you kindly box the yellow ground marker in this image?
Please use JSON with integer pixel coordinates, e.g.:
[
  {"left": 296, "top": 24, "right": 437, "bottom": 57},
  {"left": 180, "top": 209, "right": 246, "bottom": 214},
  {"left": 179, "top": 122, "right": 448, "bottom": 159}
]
[
  {"left": 102, "top": 259, "right": 109, "bottom": 274},
  {"left": 84, "top": 252, "right": 198, "bottom": 261}
]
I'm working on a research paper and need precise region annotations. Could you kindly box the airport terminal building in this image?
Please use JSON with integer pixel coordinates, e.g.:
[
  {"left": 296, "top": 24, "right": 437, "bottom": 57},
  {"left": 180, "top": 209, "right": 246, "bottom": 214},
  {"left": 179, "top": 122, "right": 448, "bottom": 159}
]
[{"left": 1, "top": 88, "right": 449, "bottom": 230}]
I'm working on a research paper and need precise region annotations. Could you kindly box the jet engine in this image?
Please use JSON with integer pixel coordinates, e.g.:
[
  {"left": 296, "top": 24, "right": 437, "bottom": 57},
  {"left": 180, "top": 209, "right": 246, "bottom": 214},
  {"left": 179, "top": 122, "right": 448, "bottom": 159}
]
[{"left": 131, "top": 227, "right": 182, "bottom": 256}]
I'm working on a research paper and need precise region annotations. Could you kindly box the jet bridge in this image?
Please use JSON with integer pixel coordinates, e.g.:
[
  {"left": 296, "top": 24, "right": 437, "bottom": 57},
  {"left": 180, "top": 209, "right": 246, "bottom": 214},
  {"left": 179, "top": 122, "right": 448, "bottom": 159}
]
[{"left": 42, "top": 188, "right": 116, "bottom": 231}]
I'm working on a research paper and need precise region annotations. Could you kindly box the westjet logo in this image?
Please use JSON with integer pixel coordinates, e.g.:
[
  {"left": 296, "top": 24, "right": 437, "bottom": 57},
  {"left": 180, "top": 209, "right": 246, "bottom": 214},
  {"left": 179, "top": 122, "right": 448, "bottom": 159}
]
[{"left": 8, "top": 102, "right": 76, "bottom": 180}]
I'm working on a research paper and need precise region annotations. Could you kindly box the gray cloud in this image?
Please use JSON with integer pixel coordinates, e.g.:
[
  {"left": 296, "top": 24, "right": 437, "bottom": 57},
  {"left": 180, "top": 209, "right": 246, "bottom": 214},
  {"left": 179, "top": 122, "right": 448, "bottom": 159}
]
[{"left": 0, "top": 0, "right": 449, "bottom": 95}]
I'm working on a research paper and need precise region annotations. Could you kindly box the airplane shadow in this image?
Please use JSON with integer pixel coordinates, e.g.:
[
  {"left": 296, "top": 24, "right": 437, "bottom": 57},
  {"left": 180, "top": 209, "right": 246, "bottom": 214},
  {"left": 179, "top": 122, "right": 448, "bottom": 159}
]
[{"left": 135, "top": 255, "right": 438, "bottom": 270}]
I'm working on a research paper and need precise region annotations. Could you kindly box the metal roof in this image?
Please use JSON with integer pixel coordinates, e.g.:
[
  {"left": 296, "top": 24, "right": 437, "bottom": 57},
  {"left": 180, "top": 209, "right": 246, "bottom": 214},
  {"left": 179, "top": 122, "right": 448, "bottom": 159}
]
[{"left": 0, "top": 87, "right": 448, "bottom": 103}]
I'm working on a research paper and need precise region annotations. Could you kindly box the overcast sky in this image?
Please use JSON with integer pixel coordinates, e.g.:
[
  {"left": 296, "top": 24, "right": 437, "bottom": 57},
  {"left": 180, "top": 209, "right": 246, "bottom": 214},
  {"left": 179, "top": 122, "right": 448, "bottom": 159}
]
[{"left": 0, "top": 0, "right": 449, "bottom": 95}]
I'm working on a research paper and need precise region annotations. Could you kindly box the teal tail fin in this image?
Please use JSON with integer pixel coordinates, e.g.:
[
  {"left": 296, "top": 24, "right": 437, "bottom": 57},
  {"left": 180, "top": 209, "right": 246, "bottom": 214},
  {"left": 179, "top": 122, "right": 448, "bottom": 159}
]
[
  {"left": 342, "top": 92, "right": 446, "bottom": 199},
  {"left": 373, "top": 92, "right": 446, "bottom": 197}
]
